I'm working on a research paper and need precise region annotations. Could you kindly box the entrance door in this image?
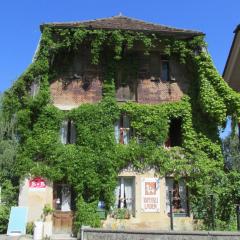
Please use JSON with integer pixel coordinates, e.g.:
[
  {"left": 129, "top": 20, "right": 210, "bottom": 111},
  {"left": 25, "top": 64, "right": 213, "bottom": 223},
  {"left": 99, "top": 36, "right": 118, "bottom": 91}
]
[{"left": 53, "top": 184, "right": 73, "bottom": 234}]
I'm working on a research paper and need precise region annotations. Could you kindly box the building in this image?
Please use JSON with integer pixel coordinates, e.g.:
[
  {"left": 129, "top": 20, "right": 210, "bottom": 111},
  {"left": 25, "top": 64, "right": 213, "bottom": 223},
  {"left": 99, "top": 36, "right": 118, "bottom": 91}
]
[
  {"left": 223, "top": 24, "right": 240, "bottom": 91},
  {"left": 4, "top": 15, "right": 237, "bottom": 237}
]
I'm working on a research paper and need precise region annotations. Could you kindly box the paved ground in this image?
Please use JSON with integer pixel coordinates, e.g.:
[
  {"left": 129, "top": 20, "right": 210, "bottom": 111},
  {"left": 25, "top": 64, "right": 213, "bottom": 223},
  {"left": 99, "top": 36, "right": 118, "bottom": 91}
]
[{"left": 0, "top": 236, "right": 32, "bottom": 240}]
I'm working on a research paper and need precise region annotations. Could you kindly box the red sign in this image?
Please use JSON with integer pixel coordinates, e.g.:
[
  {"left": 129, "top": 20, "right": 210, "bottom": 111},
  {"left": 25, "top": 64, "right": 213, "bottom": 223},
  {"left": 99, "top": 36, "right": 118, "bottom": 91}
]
[{"left": 29, "top": 177, "right": 46, "bottom": 189}]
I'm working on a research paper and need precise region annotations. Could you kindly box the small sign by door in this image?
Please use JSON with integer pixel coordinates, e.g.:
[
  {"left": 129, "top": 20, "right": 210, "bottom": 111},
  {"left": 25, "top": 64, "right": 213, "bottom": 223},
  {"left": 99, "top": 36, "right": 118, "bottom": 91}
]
[{"left": 29, "top": 177, "right": 46, "bottom": 191}]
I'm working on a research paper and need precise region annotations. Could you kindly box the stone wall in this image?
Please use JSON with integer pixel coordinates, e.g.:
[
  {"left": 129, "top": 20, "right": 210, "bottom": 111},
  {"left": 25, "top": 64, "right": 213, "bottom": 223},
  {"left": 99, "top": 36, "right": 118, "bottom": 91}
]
[{"left": 81, "top": 228, "right": 240, "bottom": 240}]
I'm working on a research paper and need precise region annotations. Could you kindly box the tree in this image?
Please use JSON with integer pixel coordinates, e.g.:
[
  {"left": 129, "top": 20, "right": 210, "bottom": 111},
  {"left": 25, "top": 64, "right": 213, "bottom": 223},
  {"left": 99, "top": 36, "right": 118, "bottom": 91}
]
[
  {"left": 0, "top": 93, "right": 18, "bottom": 233},
  {"left": 222, "top": 132, "right": 240, "bottom": 170}
]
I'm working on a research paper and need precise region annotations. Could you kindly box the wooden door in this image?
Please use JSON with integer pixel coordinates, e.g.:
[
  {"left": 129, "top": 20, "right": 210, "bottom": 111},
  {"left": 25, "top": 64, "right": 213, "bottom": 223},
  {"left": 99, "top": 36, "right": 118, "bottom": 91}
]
[{"left": 53, "top": 211, "right": 73, "bottom": 234}]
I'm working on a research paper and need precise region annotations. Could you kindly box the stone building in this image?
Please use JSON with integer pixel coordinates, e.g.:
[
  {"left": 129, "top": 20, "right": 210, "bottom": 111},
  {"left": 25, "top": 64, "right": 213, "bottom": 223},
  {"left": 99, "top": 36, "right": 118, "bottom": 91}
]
[{"left": 12, "top": 15, "right": 212, "bottom": 237}]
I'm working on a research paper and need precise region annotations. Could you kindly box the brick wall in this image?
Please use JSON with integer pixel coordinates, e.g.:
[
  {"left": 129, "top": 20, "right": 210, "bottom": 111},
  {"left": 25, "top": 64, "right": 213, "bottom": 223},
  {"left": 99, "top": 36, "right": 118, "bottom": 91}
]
[
  {"left": 50, "top": 51, "right": 191, "bottom": 109},
  {"left": 137, "top": 58, "right": 189, "bottom": 104},
  {"left": 50, "top": 77, "right": 102, "bottom": 110}
]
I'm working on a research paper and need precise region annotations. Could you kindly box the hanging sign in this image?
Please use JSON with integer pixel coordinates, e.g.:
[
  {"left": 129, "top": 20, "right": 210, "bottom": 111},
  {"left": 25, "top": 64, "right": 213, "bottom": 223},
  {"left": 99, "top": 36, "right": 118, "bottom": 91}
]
[
  {"left": 141, "top": 178, "right": 160, "bottom": 212},
  {"left": 29, "top": 177, "right": 46, "bottom": 191}
]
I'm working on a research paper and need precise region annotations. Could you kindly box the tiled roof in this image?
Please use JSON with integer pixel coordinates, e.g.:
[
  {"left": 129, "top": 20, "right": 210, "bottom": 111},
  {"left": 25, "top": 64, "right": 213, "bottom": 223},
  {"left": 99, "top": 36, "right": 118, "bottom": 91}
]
[{"left": 40, "top": 15, "right": 204, "bottom": 39}]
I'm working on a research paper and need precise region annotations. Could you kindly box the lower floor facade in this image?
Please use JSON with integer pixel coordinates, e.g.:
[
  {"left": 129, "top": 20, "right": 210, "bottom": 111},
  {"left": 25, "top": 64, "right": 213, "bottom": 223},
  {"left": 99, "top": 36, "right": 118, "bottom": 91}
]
[{"left": 18, "top": 169, "right": 194, "bottom": 237}]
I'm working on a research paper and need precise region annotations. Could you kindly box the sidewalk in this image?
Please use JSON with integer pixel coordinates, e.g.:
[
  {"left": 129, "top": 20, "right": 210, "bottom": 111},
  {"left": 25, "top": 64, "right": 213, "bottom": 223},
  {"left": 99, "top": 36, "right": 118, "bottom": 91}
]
[{"left": 0, "top": 235, "right": 32, "bottom": 240}]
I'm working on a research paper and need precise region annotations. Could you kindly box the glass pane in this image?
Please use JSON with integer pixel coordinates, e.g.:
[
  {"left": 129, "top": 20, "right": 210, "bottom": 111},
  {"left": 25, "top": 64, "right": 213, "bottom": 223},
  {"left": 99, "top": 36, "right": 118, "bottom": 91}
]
[{"left": 162, "top": 62, "right": 169, "bottom": 81}]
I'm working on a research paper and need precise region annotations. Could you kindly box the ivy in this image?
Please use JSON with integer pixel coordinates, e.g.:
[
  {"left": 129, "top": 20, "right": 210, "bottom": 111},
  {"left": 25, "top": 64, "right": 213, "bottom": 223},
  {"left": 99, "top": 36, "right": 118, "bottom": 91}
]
[{"left": 3, "top": 26, "right": 240, "bottom": 231}]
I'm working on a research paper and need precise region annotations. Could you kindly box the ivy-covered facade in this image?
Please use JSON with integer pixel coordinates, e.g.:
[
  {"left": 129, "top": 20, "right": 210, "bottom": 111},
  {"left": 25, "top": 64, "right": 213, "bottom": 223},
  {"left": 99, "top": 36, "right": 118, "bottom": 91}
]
[{"left": 3, "top": 15, "right": 240, "bottom": 235}]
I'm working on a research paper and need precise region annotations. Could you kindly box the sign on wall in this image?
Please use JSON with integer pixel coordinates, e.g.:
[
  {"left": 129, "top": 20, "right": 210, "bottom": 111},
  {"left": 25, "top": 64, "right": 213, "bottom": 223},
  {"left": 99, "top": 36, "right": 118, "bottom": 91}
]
[
  {"left": 141, "top": 178, "right": 160, "bottom": 212},
  {"left": 29, "top": 177, "right": 46, "bottom": 191}
]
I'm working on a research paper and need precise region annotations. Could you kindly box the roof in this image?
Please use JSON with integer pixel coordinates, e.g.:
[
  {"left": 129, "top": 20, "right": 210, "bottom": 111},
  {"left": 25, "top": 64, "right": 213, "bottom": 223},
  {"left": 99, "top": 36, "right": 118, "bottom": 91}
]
[
  {"left": 223, "top": 24, "right": 240, "bottom": 77},
  {"left": 40, "top": 15, "right": 204, "bottom": 39}
]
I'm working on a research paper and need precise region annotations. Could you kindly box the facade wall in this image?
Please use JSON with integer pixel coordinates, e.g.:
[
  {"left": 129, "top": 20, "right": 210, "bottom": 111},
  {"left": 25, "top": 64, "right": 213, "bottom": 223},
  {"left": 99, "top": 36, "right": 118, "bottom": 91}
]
[
  {"left": 137, "top": 59, "right": 189, "bottom": 104},
  {"left": 50, "top": 51, "right": 191, "bottom": 109},
  {"left": 224, "top": 31, "right": 240, "bottom": 92},
  {"left": 18, "top": 178, "right": 53, "bottom": 236},
  {"left": 50, "top": 50, "right": 103, "bottom": 110},
  {"left": 50, "top": 78, "right": 102, "bottom": 110},
  {"left": 103, "top": 168, "right": 193, "bottom": 231}
]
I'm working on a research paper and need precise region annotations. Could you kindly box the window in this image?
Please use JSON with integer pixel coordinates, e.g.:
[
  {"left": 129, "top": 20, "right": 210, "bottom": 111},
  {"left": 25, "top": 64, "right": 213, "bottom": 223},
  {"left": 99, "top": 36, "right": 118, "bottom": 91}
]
[
  {"left": 115, "top": 177, "right": 135, "bottom": 215},
  {"left": 161, "top": 59, "right": 170, "bottom": 82},
  {"left": 60, "top": 120, "right": 76, "bottom": 144},
  {"left": 165, "top": 118, "right": 182, "bottom": 148},
  {"left": 166, "top": 178, "right": 189, "bottom": 216},
  {"left": 114, "top": 114, "right": 131, "bottom": 144},
  {"left": 115, "top": 71, "right": 137, "bottom": 101},
  {"left": 30, "top": 79, "right": 40, "bottom": 97},
  {"left": 53, "top": 184, "right": 72, "bottom": 211}
]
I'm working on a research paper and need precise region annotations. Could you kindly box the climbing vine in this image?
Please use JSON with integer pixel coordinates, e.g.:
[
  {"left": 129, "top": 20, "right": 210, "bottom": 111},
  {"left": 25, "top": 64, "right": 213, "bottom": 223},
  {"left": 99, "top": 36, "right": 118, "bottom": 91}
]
[{"left": 3, "top": 26, "right": 240, "bottom": 231}]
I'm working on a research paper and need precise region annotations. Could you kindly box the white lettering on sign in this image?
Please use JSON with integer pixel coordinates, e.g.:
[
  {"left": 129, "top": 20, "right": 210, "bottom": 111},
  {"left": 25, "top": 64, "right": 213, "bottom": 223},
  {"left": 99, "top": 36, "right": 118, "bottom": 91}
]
[{"left": 29, "top": 177, "right": 46, "bottom": 191}]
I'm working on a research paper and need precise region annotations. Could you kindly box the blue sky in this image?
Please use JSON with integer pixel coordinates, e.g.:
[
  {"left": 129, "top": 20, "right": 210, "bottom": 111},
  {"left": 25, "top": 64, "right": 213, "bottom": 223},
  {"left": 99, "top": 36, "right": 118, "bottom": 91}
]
[{"left": 0, "top": 0, "right": 239, "bottom": 137}]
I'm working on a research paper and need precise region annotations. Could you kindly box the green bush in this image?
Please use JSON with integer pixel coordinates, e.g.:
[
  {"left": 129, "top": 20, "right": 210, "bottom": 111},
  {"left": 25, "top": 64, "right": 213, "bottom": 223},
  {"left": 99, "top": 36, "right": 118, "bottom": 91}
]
[
  {"left": 0, "top": 205, "right": 10, "bottom": 234},
  {"left": 74, "top": 197, "right": 101, "bottom": 233}
]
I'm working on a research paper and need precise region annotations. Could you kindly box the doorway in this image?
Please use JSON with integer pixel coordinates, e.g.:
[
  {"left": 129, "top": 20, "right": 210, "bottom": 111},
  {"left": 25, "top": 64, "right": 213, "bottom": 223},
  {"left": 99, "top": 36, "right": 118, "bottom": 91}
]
[{"left": 53, "top": 183, "right": 74, "bottom": 234}]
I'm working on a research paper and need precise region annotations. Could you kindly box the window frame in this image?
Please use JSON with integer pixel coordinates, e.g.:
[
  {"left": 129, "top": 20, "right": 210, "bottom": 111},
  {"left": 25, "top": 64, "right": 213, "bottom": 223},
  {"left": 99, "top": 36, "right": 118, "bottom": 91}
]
[
  {"left": 115, "top": 176, "right": 135, "bottom": 217},
  {"left": 165, "top": 177, "right": 189, "bottom": 217},
  {"left": 160, "top": 57, "right": 170, "bottom": 82},
  {"left": 114, "top": 114, "right": 132, "bottom": 144},
  {"left": 60, "top": 120, "right": 76, "bottom": 144}
]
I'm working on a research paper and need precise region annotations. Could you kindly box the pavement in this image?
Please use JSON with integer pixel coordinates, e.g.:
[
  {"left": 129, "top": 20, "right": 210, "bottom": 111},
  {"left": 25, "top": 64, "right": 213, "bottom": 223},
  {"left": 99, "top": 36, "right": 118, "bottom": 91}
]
[{"left": 0, "top": 235, "right": 32, "bottom": 240}]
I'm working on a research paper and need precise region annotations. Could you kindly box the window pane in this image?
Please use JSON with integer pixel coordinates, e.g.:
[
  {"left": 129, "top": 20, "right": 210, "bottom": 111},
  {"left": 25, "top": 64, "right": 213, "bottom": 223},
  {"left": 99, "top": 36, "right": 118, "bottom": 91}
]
[
  {"left": 114, "top": 120, "right": 120, "bottom": 143},
  {"left": 161, "top": 62, "right": 169, "bottom": 81},
  {"left": 165, "top": 178, "right": 188, "bottom": 214},
  {"left": 60, "top": 120, "right": 68, "bottom": 144}
]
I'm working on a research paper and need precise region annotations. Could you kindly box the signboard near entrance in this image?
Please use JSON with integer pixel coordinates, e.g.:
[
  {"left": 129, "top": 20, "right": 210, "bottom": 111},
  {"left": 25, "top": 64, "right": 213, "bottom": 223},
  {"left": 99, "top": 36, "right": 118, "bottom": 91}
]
[
  {"left": 7, "top": 207, "right": 28, "bottom": 236},
  {"left": 141, "top": 178, "right": 160, "bottom": 212},
  {"left": 29, "top": 177, "right": 46, "bottom": 191}
]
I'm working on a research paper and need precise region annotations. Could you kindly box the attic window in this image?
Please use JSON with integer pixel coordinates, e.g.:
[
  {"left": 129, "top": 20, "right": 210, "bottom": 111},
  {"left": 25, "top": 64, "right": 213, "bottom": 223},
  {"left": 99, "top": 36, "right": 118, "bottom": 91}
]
[
  {"left": 60, "top": 120, "right": 76, "bottom": 144},
  {"left": 161, "top": 57, "right": 170, "bottom": 82},
  {"left": 114, "top": 114, "right": 131, "bottom": 144},
  {"left": 165, "top": 118, "right": 182, "bottom": 147}
]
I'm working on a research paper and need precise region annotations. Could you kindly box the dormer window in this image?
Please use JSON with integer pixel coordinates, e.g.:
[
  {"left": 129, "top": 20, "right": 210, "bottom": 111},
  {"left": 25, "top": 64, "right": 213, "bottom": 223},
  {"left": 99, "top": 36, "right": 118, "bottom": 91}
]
[
  {"left": 60, "top": 120, "right": 76, "bottom": 144},
  {"left": 114, "top": 114, "right": 131, "bottom": 144}
]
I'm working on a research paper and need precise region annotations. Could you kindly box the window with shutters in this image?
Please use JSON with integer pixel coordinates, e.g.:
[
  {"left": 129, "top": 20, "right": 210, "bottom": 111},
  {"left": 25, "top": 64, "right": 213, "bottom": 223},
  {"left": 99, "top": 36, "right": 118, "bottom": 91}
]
[
  {"left": 114, "top": 114, "right": 132, "bottom": 144},
  {"left": 114, "top": 177, "right": 135, "bottom": 216},
  {"left": 165, "top": 178, "right": 189, "bottom": 216},
  {"left": 60, "top": 120, "right": 76, "bottom": 144}
]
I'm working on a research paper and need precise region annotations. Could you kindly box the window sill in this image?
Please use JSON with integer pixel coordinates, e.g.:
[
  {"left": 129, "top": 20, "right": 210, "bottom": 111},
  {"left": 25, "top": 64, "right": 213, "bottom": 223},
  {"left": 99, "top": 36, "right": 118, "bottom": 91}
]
[
  {"left": 168, "top": 212, "right": 189, "bottom": 217},
  {"left": 116, "top": 99, "right": 137, "bottom": 103}
]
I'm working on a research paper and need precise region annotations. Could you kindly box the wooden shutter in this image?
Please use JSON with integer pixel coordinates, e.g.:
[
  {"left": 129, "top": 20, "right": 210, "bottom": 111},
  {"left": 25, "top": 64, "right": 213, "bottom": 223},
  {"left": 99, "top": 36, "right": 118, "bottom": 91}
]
[{"left": 70, "top": 121, "right": 76, "bottom": 144}]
